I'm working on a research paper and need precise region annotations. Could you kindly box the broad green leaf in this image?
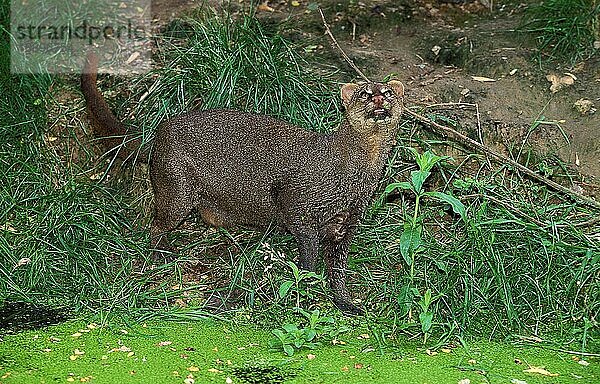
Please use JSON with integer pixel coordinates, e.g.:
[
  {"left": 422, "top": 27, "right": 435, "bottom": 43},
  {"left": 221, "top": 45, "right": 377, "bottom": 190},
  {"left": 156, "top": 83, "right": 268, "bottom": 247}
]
[
  {"left": 282, "top": 323, "right": 298, "bottom": 333},
  {"left": 425, "top": 191, "right": 466, "bottom": 220},
  {"left": 397, "top": 284, "right": 415, "bottom": 317},
  {"left": 419, "top": 311, "right": 433, "bottom": 333},
  {"left": 399, "top": 226, "right": 421, "bottom": 265},
  {"left": 411, "top": 170, "right": 430, "bottom": 194},
  {"left": 271, "top": 329, "right": 285, "bottom": 341},
  {"left": 287, "top": 260, "right": 300, "bottom": 280},
  {"left": 278, "top": 280, "right": 294, "bottom": 299},
  {"left": 424, "top": 289, "right": 432, "bottom": 307},
  {"left": 416, "top": 150, "right": 444, "bottom": 172},
  {"left": 283, "top": 344, "right": 294, "bottom": 356},
  {"left": 384, "top": 181, "right": 412, "bottom": 194},
  {"left": 305, "top": 329, "right": 317, "bottom": 341}
]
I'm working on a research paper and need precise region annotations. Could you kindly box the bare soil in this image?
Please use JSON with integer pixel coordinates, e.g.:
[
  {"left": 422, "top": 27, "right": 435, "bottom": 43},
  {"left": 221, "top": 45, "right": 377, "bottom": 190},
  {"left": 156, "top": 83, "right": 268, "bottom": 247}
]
[{"left": 152, "top": 0, "right": 600, "bottom": 186}]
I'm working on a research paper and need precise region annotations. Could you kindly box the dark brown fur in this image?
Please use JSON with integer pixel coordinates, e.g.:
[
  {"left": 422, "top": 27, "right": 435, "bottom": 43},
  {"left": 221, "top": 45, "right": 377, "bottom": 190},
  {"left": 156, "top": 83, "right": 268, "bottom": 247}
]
[{"left": 81, "top": 53, "right": 404, "bottom": 314}]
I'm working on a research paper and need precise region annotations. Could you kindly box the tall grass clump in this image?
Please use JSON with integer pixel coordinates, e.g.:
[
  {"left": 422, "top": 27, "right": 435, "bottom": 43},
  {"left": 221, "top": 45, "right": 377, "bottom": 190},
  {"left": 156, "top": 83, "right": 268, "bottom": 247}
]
[
  {"left": 0, "top": 0, "right": 155, "bottom": 316},
  {"left": 127, "top": 8, "right": 341, "bottom": 143},
  {"left": 521, "top": 0, "right": 600, "bottom": 65}
]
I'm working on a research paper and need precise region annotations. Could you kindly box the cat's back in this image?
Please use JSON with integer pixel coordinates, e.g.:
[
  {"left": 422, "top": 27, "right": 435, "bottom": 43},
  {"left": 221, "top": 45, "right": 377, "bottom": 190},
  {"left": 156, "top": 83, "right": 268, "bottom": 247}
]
[{"left": 157, "top": 109, "right": 313, "bottom": 145}]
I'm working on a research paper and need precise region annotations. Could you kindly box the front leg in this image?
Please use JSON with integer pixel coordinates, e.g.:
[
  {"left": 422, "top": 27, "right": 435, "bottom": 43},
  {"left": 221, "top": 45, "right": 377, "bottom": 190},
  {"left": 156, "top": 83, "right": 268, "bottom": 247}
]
[{"left": 321, "top": 211, "right": 364, "bottom": 315}]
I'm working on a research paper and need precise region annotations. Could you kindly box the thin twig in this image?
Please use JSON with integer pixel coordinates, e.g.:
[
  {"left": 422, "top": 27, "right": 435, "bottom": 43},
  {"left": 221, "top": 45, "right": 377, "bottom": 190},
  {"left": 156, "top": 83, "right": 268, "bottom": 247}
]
[
  {"left": 404, "top": 107, "right": 600, "bottom": 210},
  {"left": 318, "top": 8, "right": 370, "bottom": 82}
]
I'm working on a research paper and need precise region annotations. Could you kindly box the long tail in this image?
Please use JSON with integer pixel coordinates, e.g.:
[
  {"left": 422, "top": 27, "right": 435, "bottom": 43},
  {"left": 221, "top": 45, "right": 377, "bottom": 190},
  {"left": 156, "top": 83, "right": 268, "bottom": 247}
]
[{"left": 81, "top": 52, "right": 140, "bottom": 160}]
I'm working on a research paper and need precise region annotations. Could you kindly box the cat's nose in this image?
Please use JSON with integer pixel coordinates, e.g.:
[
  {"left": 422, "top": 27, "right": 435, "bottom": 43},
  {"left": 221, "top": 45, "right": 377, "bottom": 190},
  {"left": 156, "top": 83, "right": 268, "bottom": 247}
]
[{"left": 372, "top": 95, "right": 384, "bottom": 106}]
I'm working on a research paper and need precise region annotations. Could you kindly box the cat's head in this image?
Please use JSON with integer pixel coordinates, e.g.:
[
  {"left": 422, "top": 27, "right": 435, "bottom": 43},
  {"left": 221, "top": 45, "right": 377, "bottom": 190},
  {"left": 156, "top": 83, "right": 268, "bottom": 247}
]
[{"left": 340, "top": 81, "right": 404, "bottom": 131}]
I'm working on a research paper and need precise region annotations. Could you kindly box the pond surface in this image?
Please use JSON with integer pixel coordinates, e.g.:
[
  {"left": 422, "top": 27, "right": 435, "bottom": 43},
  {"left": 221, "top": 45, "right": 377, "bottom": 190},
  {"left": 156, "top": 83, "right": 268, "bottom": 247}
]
[{"left": 0, "top": 318, "right": 597, "bottom": 383}]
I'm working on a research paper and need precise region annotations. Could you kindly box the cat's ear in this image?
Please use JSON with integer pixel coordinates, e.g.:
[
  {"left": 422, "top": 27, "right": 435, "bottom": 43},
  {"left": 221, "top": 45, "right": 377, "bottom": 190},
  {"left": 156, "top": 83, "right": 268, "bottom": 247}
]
[
  {"left": 387, "top": 80, "right": 404, "bottom": 97},
  {"left": 341, "top": 83, "right": 359, "bottom": 107}
]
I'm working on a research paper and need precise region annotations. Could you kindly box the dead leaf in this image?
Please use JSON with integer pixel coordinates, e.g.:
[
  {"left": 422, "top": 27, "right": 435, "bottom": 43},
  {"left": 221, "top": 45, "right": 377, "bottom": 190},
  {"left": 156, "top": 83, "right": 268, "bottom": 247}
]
[
  {"left": 184, "top": 378, "right": 195, "bottom": 384},
  {"left": 341, "top": 366, "right": 349, "bottom": 372},
  {"left": 426, "top": 349, "right": 438, "bottom": 356},
  {"left": 208, "top": 368, "right": 223, "bottom": 374},
  {"left": 71, "top": 332, "right": 82, "bottom": 338},
  {"left": 578, "top": 359, "right": 589, "bottom": 366},
  {"left": 546, "top": 73, "right": 575, "bottom": 93},
  {"left": 523, "top": 366, "right": 559, "bottom": 377},
  {"left": 307, "top": 354, "right": 316, "bottom": 360},
  {"left": 73, "top": 349, "right": 85, "bottom": 355},
  {"left": 441, "top": 348, "right": 452, "bottom": 353},
  {"left": 510, "top": 379, "right": 527, "bottom": 384},
  {"left": 574, "top": 99, "right": 596, "bottom": 115},
  {"left": 471, "top": 76, "right": 496, "bottom": 83},
  {"left": 291, "top": 0, "right": 300, "bottom": 6},
  {"left": 354, "top": 363, "right": 363, "bottom": 369},
  {"left": 357, "top": 333, "right": 370, "bottom": 339},
  {"left": 14, "top": 258, "right": 31, "bottom": 268},
  {"left": 510, "top": 69, "right": 518, "bottom": 76},
  {"left": 188, "top": 366, "right": 199, "bottom": 372},
  {"left": 157, "top": 341, "right": 173, "bottom": 347},
  {"left": 257, "top": 2, "right": 274, "bottom": 12},
  {"left": 458, "top": 379, "right": 470, "bottom": 384},
  {"left": 127, "top": 351, "right": 134, "bottom": 357},
  {"left": 126, "top": 52, "right": 140, "bottom": 65},
  {"left": 468, "top": 359, "right": 477, "bottom": 365},
  {"left": 226, "top": 378, "right": 233, "bottom": 384}
]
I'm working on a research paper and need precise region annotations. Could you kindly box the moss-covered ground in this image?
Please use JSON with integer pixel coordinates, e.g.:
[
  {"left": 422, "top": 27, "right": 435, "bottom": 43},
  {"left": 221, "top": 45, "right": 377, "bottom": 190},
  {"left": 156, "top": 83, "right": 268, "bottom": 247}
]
[{"left": 0, "top": 319, "right": 597, "bottom": 384}]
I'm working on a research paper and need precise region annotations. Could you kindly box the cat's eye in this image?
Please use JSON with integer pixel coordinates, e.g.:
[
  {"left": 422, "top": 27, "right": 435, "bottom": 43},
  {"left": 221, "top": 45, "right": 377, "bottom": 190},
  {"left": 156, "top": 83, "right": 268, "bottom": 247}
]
[
  {"left": 359, "top": 90, "right": 370, "bottom": 100},
  {"left": 383, "top": 90, "right": 393, "bottom": 98}
]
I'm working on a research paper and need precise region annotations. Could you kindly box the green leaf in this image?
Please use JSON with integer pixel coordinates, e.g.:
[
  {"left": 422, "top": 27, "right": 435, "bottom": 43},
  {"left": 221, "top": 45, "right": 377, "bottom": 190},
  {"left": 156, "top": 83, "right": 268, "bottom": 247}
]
[
  {"left": 399, "top": 226, "right": 421, "bottom": 265},
  {"left": 282, "top": 323, "right": 298, "bottom": 333},
  {"left": 278, "top": 280, "right": 294, "bottom": 299},
  {"left": 425, "top": 191, "right": 466, "bottom": 220},
  {"left": 287, "top": 260, "right": 300, "bottom": 280},
  {"left": 424, "top": 289, "right": 432, "bottom": 307},
  {"left": 415, "top": 150, "right": 444, "bottom": 173},
  {"left": 305, "top": 329, "right": 317, "bottom": 341},
  {"left": 384, "top": 181, "right": 412, "bottom": 194},
  {"left": 397, "top": 285, "right": 415, "bottom": 317},
  {"left": 410, "top": 170, "right": 430, "bottom": 194},
  {"left": 271, "top": 329, "right": 285, "bottom": 341},
  {"left": 283, "top": 344, "right": 295, "bottom": 356},
  {"left": 419, "top": 311, "right": 433, "bottom": 333}
]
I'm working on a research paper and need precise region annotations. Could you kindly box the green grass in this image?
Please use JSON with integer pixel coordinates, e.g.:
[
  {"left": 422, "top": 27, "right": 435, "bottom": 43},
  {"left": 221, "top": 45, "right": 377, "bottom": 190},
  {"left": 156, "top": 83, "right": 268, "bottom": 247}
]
[
  {"left": 0, "top": 0, "right": 598, "bottom": 358},
  {"left": 1, "top": 318, "right": 598, "bottom": 383},
  {"left": 521, "top": 0, "right": 600, "bottom": 65}
]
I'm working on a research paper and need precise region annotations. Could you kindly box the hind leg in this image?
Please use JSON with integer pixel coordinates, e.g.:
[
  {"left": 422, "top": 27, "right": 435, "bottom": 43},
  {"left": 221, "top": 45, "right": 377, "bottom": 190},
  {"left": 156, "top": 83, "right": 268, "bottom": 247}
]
[{"left": 150, "top": 164, "right": 195, "bottom": 258}]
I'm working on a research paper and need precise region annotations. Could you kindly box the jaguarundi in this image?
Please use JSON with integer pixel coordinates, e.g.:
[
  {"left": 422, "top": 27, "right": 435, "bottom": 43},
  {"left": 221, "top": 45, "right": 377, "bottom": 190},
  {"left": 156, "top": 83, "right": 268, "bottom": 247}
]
[{"left": 81, "top": 52, "right": 405, "bottom": 315}]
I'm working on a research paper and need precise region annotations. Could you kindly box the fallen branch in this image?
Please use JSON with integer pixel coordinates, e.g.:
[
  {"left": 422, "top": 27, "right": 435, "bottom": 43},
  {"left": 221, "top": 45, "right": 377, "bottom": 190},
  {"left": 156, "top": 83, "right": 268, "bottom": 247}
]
[{"left": 405, "top": 107, "right": 600, "bottom": 211}]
